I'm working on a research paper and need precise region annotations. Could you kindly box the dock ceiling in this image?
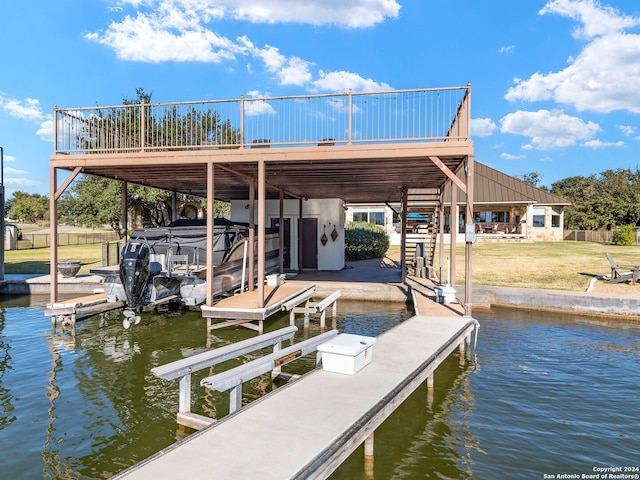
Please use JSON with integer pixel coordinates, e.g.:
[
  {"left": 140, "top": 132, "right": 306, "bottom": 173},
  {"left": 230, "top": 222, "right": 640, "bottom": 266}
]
[{"left": 53, "top": 143, "right": 472, "bottom": 204}]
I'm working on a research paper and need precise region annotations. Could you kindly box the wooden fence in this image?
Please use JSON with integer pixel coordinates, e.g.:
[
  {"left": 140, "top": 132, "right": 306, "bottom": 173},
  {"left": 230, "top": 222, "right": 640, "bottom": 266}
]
[{"left": 563, "top": 229, "right": 640, "bottom": 244}]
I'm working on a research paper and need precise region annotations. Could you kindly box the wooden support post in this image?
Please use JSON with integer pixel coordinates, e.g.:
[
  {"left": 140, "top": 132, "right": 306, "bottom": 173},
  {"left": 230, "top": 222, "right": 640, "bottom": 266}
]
[
  {"left": 50, "top": 166, "right": 58, "bottom": 306},
  {"left": 364, "top": 432, "right": 374, "bottom": 477},
  {"left": 449, "top": 181, "right": 457, "bottom": 286},
  {"left": 258, "top": 160, "right": 266, "bottom": 308},
  {"left": 400, "top": 188, "right": 408, "bottom": 281},
  {"left": 206, "top": 162, "right": 215, "bottom": 305},
  {"left": 464, "top": 155, "right": 475, "bottom": 317},
  {"left": 249, "top": 182, "right": 255, "bottom": 292}
]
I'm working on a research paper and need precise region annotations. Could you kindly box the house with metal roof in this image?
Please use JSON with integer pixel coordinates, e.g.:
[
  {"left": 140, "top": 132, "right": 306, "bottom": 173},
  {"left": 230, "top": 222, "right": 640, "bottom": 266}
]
[{"left": 347, "top": 162, "right": 571, "bottom": 242}]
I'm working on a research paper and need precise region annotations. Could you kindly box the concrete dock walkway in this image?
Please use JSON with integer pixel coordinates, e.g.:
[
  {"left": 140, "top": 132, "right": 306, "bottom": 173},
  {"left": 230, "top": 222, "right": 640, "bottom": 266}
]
[{"left": 114, "top": 314, "right": 477, "bottom": 480}]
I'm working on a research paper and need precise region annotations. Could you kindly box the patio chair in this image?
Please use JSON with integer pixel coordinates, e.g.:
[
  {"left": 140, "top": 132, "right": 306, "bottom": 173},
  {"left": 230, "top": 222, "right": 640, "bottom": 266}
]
[{"left": 605, "top": 253, "right": 636, "bottom": 284}]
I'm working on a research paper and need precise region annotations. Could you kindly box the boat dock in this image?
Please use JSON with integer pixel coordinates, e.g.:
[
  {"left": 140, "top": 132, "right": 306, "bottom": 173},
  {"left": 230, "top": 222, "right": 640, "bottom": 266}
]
[
  {"left": 44, "top": 292, "right": 124, "bottom": 328},
  {"left": 114, "top": 308, "right": 477, "bottom": 480},
  {"left": 201, "top": 283, "right": 319, "bottom": 333}
]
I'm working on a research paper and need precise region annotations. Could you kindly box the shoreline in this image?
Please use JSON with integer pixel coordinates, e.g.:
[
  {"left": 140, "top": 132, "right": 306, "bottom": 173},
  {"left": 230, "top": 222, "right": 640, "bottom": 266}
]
[{"left": 1, "top": 272, "right": 638, "bottom": 320}]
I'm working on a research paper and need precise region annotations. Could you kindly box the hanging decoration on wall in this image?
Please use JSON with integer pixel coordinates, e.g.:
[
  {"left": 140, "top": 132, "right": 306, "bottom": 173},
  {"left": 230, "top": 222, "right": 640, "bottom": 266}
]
[
  {"left": 321, "top": 224, "right": 328, "bottom": 246},
  {"left": 331, "top": 224, "right": 338, "bottom": 242}
]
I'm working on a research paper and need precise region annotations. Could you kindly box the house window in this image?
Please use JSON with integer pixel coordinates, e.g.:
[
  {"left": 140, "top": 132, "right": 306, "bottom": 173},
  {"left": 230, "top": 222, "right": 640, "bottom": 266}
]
[
  {"left": 353, "top": 212, "right": 368, "bottom": 222},
  {"left": 551, "top": 208, "right": 561, "bottom": 228},
  {"left": 532, "top": 207, "right": 546, "bottom": 227},
  {"left": 473, "top": 211, "right": 510, "bottom": 223},
  {"left": 352, "top": 209, "right": 384, "bottom": 225}
]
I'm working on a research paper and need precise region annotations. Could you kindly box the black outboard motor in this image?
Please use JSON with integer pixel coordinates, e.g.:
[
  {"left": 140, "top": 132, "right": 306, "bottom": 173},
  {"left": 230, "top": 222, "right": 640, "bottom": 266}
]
[{"left": 119, "top": 241, "right": 150, "bottom": 308}]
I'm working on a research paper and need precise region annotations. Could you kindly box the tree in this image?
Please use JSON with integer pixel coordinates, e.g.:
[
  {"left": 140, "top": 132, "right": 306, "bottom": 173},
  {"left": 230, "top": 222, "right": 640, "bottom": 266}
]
[
  {"left": 520, "top": 172, "right": 543, "bottom": 188},
  {"left": 59, "top": 176, "right": 126, "bottom": 236},
  {"left": 7, "top": 191, "right": 49, "bottom": 223},
  {"left": 60, "top": 88, "right": 238, "bottom": 235},
  {"left": 550, "top": 168, "right": 640, "bottom": 230}
]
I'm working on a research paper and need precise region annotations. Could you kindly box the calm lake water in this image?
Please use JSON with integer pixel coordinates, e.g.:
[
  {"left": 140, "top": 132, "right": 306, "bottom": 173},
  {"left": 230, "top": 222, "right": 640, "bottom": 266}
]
[{"left": 0, "top": 296, "right": 638, "bottom": 479}]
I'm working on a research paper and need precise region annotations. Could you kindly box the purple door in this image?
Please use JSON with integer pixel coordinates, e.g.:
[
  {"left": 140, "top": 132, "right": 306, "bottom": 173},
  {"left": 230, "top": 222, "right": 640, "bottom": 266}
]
[{"left": 300, "top": 218, "right": 317, "bottom": 269}]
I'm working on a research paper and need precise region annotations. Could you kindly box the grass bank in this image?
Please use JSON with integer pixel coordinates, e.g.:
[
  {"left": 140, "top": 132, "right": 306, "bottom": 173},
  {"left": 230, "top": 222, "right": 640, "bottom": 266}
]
[
  {"left": 437, "top": 240, "right": 640, "bottom": 292},
  {"left": 395, "top": 240, "right": 640, "bottom": 292},
  {"left": 4, "top": 240, "right": 640, "bottom": 292},
  {"left": 4, "top": 244, "right": 104, "bottom": 275}
]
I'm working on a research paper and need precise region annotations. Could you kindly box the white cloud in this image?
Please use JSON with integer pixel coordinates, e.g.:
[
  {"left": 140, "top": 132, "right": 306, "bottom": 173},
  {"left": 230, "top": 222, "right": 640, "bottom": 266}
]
[
  {"left": 540, "top": 0, "right": 640, "bottom": 39},
  {"left": 244, "top": 91, "right": 277, "bottom": 116},
  {"left": 500, "top": 152, "right": 526, "bottom": 160},
  {"left": 618, "top": 125, "right": 636, "bottom": 136},
  {"left": 88, "top": 8, "right": 239, "bottom": 63},
  {"left": 4, "top": 177, "right": 38, "bottom": 187},
  {"left": 0, "top": 92, "right": 52, "bottom": 143},
  {"left": 116, "top": 0, "right": 401, "bottom": 28},
  {"left": 500, "top": 109, "right": 601, "bottom": 150},
  {"left": 581, "top": 139, "right": 624, "bottom": 148},
  {"left": 505, "top": 0, "right": 640, "bottom": 113},
  {"left": 37, "top": 117, "right": 54, "bottom": 142},
  {"left": 278, "top": 57, "right": 313, "bottom": 86},
  {"left": 311, "top": 70, "right": 391, "bottom": 93},
  {"left": 254, "top": 46, "right": 313, "bottom": 86},
  {"left": 4, "top": 167, "right": 29, "bottom": 175},
  {"left": 87, "top": 1, "right": 395, "bottom": 92},
  {"left": 0, "top": 92, "right": 44, "bottom": 121},
  {"left": 499, "top": 45, "right": 515, "bottom": 54},
  {"left": 471, "top": 118, "right": 497, "bottom": 137}
]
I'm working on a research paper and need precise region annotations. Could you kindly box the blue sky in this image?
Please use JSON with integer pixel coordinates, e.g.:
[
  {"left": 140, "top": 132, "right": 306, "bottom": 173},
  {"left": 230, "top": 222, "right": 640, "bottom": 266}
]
[{"left": 1, "top": 0, "right": 640, "bottom": 199}]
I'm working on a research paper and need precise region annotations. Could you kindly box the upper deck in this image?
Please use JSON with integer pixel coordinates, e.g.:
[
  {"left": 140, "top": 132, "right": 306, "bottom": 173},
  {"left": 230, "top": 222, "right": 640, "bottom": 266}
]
[{"left": 51, "top": 86, "right": 473, "bottom": 204}]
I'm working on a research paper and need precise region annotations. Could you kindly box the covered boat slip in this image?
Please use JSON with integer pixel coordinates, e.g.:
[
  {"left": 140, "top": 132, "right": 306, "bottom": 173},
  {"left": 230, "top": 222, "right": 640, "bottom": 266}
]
[
  {"left": 48, "top": 86, "right": 475, "bottom": 316},
  {"left": 114, "top": 314, "right": 478, "bottom": 480}
]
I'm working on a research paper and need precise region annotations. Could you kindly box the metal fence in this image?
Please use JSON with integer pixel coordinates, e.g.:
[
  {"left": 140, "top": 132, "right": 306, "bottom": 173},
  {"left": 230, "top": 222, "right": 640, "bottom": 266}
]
[
  {"left": 54, "top": 86, "right": 471, "bottom": 154},
  {"left": 16, "top": 232, "right": 120, "bottom": 250}
]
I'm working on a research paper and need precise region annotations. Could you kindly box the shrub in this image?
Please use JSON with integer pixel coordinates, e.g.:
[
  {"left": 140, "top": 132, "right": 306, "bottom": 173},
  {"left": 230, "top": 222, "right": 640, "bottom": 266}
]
[
  {"left": 344, "top": 222, "right": 390, "bottom": 261},
  {"left": 612, "top": 224, "right": 635, "bottom": 246}
]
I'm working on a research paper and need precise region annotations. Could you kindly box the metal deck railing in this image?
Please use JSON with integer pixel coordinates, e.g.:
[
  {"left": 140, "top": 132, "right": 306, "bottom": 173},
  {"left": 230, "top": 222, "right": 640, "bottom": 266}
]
[{"left": 53, "top": 85, "right": 471, "bottom": 154}]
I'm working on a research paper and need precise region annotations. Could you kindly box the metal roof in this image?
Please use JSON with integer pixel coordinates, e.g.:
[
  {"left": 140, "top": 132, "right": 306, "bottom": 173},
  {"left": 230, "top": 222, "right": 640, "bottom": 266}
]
[{"left": 442, "top": 162, "right": 570, "bottom": 206}]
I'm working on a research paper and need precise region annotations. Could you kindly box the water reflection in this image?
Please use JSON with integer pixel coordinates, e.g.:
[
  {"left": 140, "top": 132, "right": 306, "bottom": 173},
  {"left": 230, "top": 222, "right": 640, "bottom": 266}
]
[
  {"left": 0, "top": 306, "right": 16, "bottom": 430},
  {"left": 42, "top": 332, "right": 65, "bottom": 478},
  {"left": 330, "top": 351, "right": 479, "bottom": 480},
  {"left": 1, "top": 297, "right": 637, "bottom": 479}
]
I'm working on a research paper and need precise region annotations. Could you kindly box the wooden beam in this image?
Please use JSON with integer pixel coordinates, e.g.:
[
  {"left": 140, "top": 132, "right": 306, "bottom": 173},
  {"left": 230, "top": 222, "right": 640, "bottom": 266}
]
[
  {"left": 54, "top": 166, "right": 82, "bottom": 200},
  {"left": 206, "top": 162, "right": 215, "bottom": 305},
  {"left": 258, "top": 160, "right": 266, "bottom": 307},
  {"left": 49, "top": 167, "right": 58, "bottom": 305},
  {"left": 428, "top": 156, "right": 466, "bottom": 194}
]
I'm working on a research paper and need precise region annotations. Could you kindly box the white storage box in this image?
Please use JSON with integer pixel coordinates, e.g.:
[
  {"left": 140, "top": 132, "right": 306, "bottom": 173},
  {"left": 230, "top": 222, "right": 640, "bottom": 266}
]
[
  {"left": 266, "top": 274, "right": 285, "bottom": 286},
  {"left": 434, "top": 285, "right": 456, "bottom": 304},
  {"left": 317, "top": 333, "right": 376, "bottom": 375}
]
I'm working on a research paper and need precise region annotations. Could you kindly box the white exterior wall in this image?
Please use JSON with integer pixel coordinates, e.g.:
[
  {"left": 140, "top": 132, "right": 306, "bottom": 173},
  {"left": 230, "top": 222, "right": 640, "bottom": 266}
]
[
  {"left": 525, "top": 205, "right": 564, "bottom": 241},
  {"left": 230, "top": 198, "right": 345, "bottom": 271}
]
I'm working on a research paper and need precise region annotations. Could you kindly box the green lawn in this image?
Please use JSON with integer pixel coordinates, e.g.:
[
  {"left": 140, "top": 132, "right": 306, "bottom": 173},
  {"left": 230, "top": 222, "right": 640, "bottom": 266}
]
[
  {"left": 436, "top": 241, "right": 640, "bottom": 291},
  {"left": 393, "top": 241, "right": 640, "bottom": 291},
  {"left": 4, "top": 244, "right": 104, "bottom": 275},
  {"left": 4, "top": 240, "right": 640, "bottom": 292}
]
